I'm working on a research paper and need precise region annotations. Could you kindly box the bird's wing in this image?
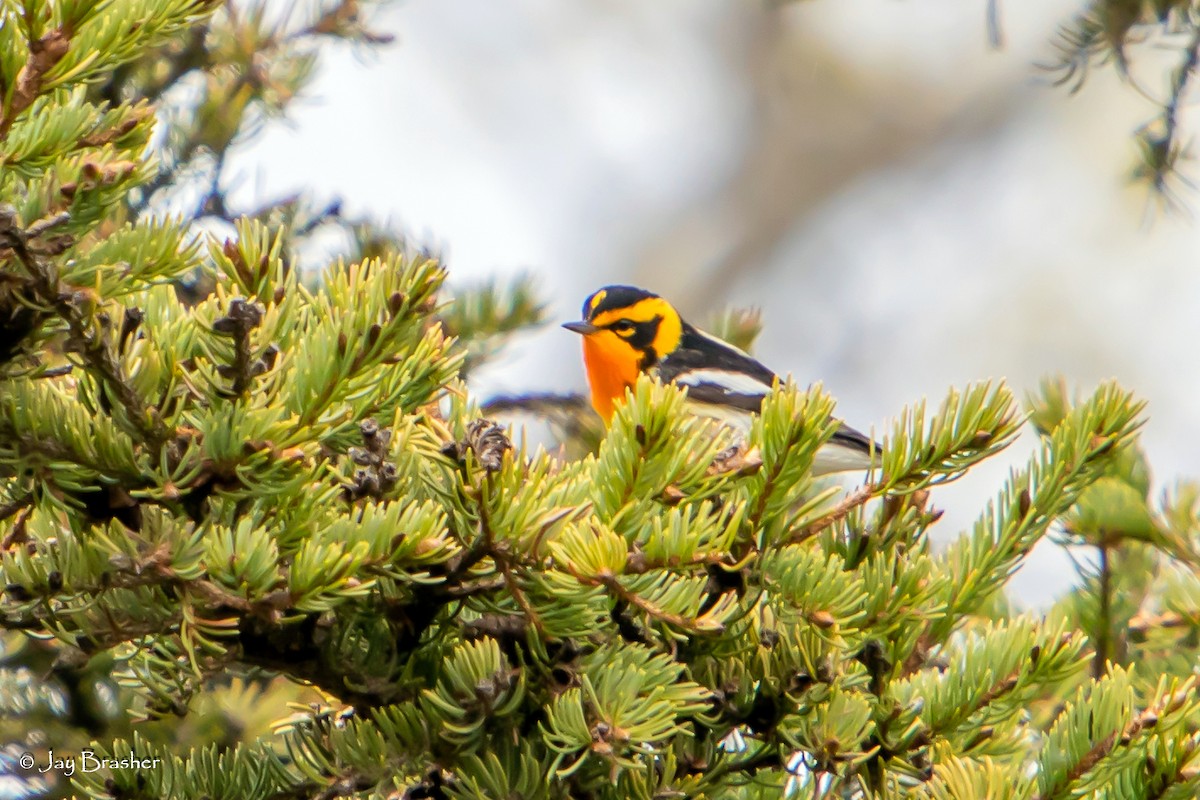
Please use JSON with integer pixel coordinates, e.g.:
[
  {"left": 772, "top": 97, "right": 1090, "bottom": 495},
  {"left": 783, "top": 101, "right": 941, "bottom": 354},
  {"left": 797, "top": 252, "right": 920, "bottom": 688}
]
[
  {"left": 656, "top": 326, "right": 775, "bottom": 411},
  {"left": 829, "top": 422, "right": 875, "bottom": 455},
  {"left": 671, "top": 368, "right": 771, "bottom": 411},
  {"left": 815, "top": 422, "right": 878, "bottom": 474},
  {"left": 659, "top": 325, "right": 879, "bottom": 473}
]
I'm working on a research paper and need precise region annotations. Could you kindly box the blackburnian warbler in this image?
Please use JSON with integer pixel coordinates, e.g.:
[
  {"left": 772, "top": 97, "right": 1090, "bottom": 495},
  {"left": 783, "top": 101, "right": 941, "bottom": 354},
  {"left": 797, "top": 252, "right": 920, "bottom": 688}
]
[{"left": 563, "top": 285, "right": 877, "bottom": 475}]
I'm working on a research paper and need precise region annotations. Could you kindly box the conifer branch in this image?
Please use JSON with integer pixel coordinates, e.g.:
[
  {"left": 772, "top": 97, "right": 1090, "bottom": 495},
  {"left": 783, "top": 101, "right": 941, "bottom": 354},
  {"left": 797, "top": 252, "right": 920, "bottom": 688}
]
[
  {"left": 0, "top": 425, "right": 133, "bottom": 479},
  {"left": 1146, "top": 738, "right": 1200, "bottom": 800},
  {"left": 1162, "top": 27, "right": 1200, "bottom": 151},
  {"left": 498, "top": 556, "right": 545, "bottom": 634},
  {"left": 0, "top": 28, "right": 70, "bottom": 139},
  {"left": 788, "top": 483, "right": 876, "bottom": 545},
  {"left": 1128, "top": 611, "right": 1189, "bottom": 634},
  {"left": 1132, "top": 23, "right": 1200, "bottom": 203},
  {"left": 235, "top": 626, "right": 404, "bottom": 710},
  {"left": 461, "top": 612, "right": 530, "bottom": 641},
  {"left": 1035, "top": 692, "right": 1179, "bottom": 800},
  {"left": 0, "top": 210, "right": 171, "bottom": 448},
  {"left": 592, "top": 572, "right": 719, "bottom": 635},
  {"left": 696, "top": 746, "right": 784, "bottom": 789}
]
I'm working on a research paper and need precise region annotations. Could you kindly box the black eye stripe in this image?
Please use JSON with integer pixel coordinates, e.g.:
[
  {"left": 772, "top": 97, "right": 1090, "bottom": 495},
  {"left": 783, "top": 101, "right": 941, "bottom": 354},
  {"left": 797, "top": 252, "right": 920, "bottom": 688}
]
[{"left": 628, "top": 316, "right": 661, "bottom": 348}]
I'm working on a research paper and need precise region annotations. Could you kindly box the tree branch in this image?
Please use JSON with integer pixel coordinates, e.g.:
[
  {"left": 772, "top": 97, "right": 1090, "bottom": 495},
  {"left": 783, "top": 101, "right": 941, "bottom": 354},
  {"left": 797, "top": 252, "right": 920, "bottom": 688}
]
[
  {"left": 788, "top": 483, "right": 876, "bottom": 546},
  {"left": 0, "top": 29, "right": 71, "bottom": 139},
  {"left": 0, "top": 209, "right": 172, "bottom": 448}
]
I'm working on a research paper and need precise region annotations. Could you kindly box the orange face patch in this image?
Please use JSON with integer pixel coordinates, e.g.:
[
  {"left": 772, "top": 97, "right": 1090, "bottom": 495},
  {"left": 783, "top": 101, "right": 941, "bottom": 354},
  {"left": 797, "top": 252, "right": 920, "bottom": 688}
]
[{"left": 581, "top": 329, "right": 642, "bottom": 421}]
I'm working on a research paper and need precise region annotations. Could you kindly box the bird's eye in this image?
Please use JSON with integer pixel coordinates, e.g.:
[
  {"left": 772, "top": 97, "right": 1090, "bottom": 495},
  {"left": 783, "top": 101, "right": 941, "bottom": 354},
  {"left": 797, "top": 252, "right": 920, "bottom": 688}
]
[{"left": 611, "top": 319, "right": 635, "bottom": 335}]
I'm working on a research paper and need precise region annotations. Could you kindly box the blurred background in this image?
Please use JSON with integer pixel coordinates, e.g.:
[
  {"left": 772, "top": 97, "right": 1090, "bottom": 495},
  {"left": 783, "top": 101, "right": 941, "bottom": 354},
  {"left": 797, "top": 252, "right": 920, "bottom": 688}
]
[{"left": 227, "top": 0, "right": 1199, "bottom": 607}]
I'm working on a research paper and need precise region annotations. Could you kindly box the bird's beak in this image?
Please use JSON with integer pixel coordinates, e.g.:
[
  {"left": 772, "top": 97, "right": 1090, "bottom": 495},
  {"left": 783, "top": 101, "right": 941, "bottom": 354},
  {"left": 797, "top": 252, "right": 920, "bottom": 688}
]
[{"left": 562, "top": 320, "right": 600, "bottom": 335}]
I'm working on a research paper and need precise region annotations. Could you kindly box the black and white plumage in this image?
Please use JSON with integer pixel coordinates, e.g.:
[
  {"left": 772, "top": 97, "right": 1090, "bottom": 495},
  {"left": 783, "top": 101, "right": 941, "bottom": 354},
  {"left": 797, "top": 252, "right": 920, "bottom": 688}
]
[{"left": 655, "top": 322, "right": 878, "bottom": 475}]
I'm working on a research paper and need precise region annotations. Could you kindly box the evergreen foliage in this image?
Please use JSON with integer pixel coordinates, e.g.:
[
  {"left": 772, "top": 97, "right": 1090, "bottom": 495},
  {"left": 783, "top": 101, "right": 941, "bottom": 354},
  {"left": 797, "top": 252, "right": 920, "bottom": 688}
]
[
  {"left": 1039, "top": 0, "right": 1200, "bottom": 205},
  {"left": 1, "top": 1, "right": 1199, "bottom": 799}
]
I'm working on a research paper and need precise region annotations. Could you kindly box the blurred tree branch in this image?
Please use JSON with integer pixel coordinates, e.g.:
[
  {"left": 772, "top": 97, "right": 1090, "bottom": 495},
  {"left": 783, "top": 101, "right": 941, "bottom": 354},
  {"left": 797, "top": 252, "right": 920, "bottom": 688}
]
[{"left": 1042, "top": 1, "right": 1200, "bottom": 206}]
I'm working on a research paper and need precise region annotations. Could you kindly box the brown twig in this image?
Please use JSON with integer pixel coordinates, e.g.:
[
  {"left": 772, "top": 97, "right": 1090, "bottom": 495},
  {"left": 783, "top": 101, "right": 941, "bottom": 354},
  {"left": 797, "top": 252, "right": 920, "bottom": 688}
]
[
  {"left": 0, "top": 29, "right": 71, "bottom": 139},
  {"left": 787, "top": 483, "right": 877, "bottom": 546},
  {"left": 0, "top": 492, "right": 33, "bottom": 525},
  {"left": 574, "top": 568, "right": 723, "bottom": 635},
  {"left": 2, "top": 548, "right": 252, "bottom": 614},
  {"left": 498, "top": 556, "right": 544, "bottom": 634},
  {"left": 1128, "top": 611, "right": 1189, "bottom": 634},
  {"left": 0, "top": 427, "right": 138, "bottom": 479},
  {"left": 0, "top": 503, "right": 34, "bottom": 550}
]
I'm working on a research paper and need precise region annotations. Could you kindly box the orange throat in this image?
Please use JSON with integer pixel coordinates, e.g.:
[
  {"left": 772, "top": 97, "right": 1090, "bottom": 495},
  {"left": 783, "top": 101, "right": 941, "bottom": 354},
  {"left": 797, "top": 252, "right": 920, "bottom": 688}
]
[{"left": 581, "top": 333, "right": 641, "bottom": 423}]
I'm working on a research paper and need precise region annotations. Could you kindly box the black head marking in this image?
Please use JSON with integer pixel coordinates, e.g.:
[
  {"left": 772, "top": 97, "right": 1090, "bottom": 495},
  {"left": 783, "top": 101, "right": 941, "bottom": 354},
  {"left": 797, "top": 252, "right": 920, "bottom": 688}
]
[
  {"left": 583, "top": 285, "right": 660, "bottom": 321},
  {"left": 628, "top": 318, "right": 662, "bottom": 366}
]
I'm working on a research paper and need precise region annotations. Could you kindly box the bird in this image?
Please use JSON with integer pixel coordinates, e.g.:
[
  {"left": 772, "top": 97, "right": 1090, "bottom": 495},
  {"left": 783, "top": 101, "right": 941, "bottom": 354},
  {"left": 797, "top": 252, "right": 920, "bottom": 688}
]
[{"left": 562, "top": 284, "right": 878, "bottom": 475}]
